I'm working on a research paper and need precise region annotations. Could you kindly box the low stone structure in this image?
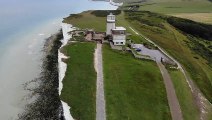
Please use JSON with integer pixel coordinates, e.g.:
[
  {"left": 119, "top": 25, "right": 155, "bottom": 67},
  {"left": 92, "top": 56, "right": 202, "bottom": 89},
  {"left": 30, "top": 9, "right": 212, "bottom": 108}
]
[{"left": 85, "top": 30, "right": 105, "bottom": 43}]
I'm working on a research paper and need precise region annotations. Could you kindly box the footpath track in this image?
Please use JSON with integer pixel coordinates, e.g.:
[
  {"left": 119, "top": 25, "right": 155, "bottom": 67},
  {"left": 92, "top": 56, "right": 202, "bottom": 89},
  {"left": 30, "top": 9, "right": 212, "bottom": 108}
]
[
  {"left": 95, "top": 44, "right": 106, "bottom": 120},
  {"left": 157, "top": 62, "right": 183, "bottom": 120}
]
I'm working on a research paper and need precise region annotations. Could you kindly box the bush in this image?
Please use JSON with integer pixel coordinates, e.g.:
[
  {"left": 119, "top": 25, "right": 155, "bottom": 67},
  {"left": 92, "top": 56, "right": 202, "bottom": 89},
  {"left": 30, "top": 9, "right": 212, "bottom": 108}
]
[
  {"left": 91, "top": 10, "right": 121, "bottom": 17},
  {"left": 167, "top": 17, "right": 212, "bottom": 41}
]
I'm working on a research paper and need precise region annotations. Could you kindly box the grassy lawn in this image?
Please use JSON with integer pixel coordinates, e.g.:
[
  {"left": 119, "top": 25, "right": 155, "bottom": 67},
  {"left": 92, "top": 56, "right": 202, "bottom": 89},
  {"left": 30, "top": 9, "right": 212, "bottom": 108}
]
[
  {"left": 168, "top": 70, "right": 199, "bottom": 120},
  {"left": 63, "top": 11, "right": 106, "bottom": 31},
  {"left": 60, "top": 42, "right": 96, "bottom": 120},
  {"left": 103, "top": 44, "right": 171, "bottom": 120},
  {"left": 124, "top": 11, "right": 212, "bottom": 105}
]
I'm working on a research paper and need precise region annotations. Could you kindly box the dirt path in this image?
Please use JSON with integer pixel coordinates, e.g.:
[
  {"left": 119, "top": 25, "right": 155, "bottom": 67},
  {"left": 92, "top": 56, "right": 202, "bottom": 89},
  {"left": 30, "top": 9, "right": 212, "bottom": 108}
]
[
  {"left": 157, "top": 62, "right": 183, "bottom": 120},
  {"left": 95, "top": 43, "right": 106, "bottom": 120}
]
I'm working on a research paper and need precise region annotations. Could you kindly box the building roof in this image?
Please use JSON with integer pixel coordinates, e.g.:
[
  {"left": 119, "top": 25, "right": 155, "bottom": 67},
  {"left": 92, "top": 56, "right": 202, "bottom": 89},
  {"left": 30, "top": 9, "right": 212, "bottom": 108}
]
[
  {"left": 93, "top": 33, "right": 105, "bottom": 40},
  {"left": 108, "top": 13, "right": 115, "bottom": 16},
  {"left": 112, "top": 27, "right": 126, "bottom": 31}
]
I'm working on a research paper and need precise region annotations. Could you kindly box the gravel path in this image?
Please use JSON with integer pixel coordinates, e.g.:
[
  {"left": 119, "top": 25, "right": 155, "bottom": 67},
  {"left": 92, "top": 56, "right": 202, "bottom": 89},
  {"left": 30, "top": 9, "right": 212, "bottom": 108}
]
[
  {"left": 157, "top": 62, "right": 183, "bottom": 120},
  {"left": 95, "top": 44, "right": 106, "bottom": 120}
]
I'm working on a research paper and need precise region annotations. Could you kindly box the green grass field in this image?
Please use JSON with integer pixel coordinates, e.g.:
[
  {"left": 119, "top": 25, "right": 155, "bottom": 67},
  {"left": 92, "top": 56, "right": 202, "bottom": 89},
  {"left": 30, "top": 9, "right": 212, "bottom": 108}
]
[
  {"left": 118, "top": 0, "right": 212, "bottom": 24},
  {"left": 168, "top": 70, "right": 199, "bottom": 120},
  {"left": 63, "top": 11, "right": 172, "bottom": 119},
  {"left": 60, "top": 42, "right": 96, "bottom": 120},
  {"left": 118, "top": 0, "right": 212, "bottom": 14},
  {"left": 124, "top": 11, "right": 212, "bottom": 105},
  {"left": 62, "top": 10, "right": 212, "bottom": 119},
  {"left": 63, "top": 11, "right": 106, "bottom": 31},
  {"left": 103, "top": 44, "right": 171, "bottom": 120}
]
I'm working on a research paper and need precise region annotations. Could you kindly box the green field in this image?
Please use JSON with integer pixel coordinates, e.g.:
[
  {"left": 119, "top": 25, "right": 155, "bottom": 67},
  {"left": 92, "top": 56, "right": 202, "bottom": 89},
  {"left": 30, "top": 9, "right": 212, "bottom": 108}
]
[
  {"left": 138, "top": 1, "right": 212, "bottom": 14},
  {"left": 63, "top": 11, "right": 106, "bottom": 31},
  {"left": 60, "top": 42, "right": 96, "bottom": 120},
  {"left": 168, "top": 70, "right": 199, "bottom": 120},
  {"left": 124, "top": 11, "right": 212, "bottom": 105},
  {"left": 103, "top": 44, "right": 171, "bottom": 120},
  {"left": 117, "top": 0, "right": 212, "bottom": 24},
  {"left": 170, "top": 13, "right": 212, "bottom": 24},
  {"left": 62, "top": 10, "right": 212, "bottom": 119},
  {"left": 118, "top": 0, "right": 212, "bottom": 14},
  {"left": 63, "top": 11, "right": 171, "bottom": 119}
]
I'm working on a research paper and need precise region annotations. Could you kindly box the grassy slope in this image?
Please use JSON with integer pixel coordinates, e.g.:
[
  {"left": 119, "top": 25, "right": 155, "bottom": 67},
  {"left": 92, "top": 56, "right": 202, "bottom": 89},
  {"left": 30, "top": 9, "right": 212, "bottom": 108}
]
[
  {"left": 124, "top": 11, "right": 212, "bottom": 102},
  {"left": 115, "top": 11, "right": 205, "bottom": 119},
  {"left": 117, "top": 0, "right": 212, "bottom": 24},
  {"left": 168, "top": 70, "right": 199, "bottom": 120},
  {"left": 63, "top": 11, "right": 106, "bottom": 31},
  {"left": 103, "top": 44, "right": 171, "bottom": 120},
  {"left": 123, "top": 11, "right": 212, "bottom": 119},
  {"left": 62, "top": 10, "right": 212, "bottom": 118},
  {"left": 60, "top": 42, "right": 96, "bottom": 120}
]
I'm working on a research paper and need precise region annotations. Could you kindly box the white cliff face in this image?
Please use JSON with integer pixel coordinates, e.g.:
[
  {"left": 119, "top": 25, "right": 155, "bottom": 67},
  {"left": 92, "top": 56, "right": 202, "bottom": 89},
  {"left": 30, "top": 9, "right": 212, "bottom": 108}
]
[
  {"left": 109, "top": 0, "right": 123, "bottom": 6},
  {"left": 59, "top": 23, "right": 74, "bottom": 120}
]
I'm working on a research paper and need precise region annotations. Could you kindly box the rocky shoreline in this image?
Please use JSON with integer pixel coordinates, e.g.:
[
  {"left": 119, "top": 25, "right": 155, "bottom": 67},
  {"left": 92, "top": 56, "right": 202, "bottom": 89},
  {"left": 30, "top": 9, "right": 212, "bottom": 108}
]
[{"left": 18, "top": 31, "right": 65, "bottom": 120}]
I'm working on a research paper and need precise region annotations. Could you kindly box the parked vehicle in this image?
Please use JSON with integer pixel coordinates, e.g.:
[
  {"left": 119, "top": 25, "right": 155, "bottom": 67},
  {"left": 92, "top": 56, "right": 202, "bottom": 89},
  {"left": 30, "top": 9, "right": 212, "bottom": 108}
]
[{"left": 135, "top": 48, "right": 141, "bottom": 52}]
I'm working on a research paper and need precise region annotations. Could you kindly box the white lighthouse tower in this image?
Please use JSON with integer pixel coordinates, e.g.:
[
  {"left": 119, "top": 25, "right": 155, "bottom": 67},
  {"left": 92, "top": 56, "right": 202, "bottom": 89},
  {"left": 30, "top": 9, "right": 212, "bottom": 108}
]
[{"left": 106, "top": 13, "right": 116, "bottom": 35}]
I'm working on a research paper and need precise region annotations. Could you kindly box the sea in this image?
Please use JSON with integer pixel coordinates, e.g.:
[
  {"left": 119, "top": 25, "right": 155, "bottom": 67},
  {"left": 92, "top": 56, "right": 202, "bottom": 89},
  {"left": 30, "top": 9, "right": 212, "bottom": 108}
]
[{"left": 0, "top": 0, "right": 116, "bottom": 119}]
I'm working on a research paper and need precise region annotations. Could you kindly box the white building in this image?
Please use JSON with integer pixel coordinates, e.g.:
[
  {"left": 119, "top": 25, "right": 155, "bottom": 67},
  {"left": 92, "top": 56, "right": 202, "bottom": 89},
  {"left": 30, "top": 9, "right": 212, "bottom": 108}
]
[
  {"left": 112, "top": 27, "right": 126, "bottom": 45},
  {"left": 106, "top": 13, "right": 116, "bottom": 35},
  {"left": 106, "top": 13, "right": 126, "bottom": 46}
]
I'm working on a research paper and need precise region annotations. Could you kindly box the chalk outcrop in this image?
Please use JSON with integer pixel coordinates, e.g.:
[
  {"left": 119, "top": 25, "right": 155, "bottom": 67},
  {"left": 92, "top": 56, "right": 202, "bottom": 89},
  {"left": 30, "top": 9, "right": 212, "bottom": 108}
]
[{"left": 59, "top": 23, "right": 75, "bottom": 120}]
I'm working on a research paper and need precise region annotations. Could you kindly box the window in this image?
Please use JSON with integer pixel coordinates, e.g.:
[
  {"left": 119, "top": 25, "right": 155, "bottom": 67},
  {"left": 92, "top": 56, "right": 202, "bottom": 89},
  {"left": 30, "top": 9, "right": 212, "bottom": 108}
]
[
  {"left": 120, "top": 42, "right": 123, "bottom": 44},
  {"left": 116, "top": 42, "right": 119, "bottom": 44},
  {"left": 120, "top": 31, "right": 125, "bottom": 34}
]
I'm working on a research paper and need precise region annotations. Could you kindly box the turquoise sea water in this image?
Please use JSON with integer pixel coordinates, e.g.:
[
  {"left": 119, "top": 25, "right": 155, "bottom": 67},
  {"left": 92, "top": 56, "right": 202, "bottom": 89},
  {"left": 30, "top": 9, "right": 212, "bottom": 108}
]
[{"left": 0, "top": 0, "right": 116, "bottom": 119}]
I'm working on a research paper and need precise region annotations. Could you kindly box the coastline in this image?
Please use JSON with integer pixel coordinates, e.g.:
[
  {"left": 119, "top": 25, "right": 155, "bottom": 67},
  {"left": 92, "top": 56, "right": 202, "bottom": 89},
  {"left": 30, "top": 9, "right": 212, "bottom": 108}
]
[
  {"left": 109, "top": 0, "right": 123, "bottom": 6},
  {"left": 17, "top": 5, "right": 117, "bottom": 120},
  {"left": 18, "top": 23, "right": 76, "bottom": 120},
  {"left": 0, "top": 0, "right": 118, "bottom": 118},
  {"left": 58, "top": 23, "right": 75, "bottom": 120},
  {"left": 18, "top": 32, "right": 64, "bottom": 119},
  {"left": 0, "top": 18, "right": 62, "bottom": 119}
]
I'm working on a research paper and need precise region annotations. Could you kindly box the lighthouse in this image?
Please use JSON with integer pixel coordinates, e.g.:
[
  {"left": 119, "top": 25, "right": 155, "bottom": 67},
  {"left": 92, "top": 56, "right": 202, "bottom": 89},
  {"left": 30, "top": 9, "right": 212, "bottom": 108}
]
[{"left": 106, "top": 13, "right": 116, "bottom": 35}]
